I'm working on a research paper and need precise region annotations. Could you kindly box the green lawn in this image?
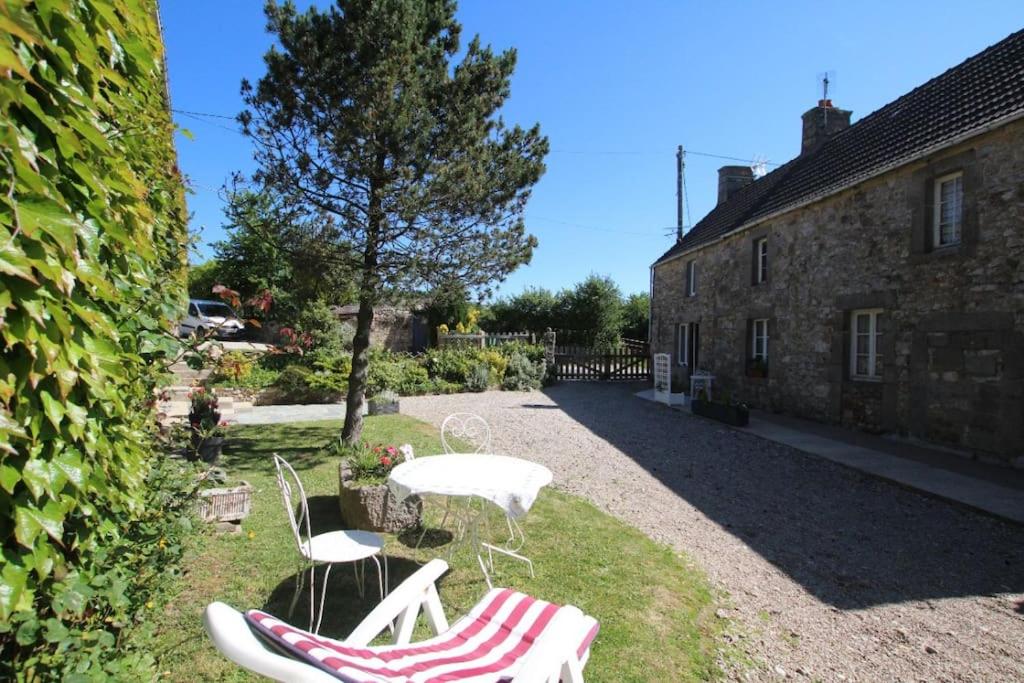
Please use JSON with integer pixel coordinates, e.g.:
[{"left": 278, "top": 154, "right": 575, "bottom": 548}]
[{"left": 148, "top": 416, "right": 726, "bottom": 681}]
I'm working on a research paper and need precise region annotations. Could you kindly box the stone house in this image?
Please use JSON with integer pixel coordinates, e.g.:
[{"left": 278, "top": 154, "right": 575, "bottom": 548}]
[{"left": 650, "top": 30, "right": 1024, "bottom": 466}]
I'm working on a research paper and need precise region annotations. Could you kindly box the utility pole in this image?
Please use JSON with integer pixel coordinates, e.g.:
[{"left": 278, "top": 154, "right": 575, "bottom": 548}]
[{"left": 676, "top": 145, "right": 685, "bottom": 242}]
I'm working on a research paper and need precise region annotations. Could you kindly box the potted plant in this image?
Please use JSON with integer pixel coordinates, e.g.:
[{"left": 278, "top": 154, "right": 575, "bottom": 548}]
[
  {"left": 690, "top": 389, "right": 750, "bottom": 427},
  {"left": 367, "top": 389, "right": 400, "bottom": 416},
  {"left": 337, "top": 441, "right": 420, "bottom": 532},
  {"left": 188, "top": 387, "right": 227, "bottom": 463},
  {"left": 747, "top": 357, "right": 769, "bottom": 378}
]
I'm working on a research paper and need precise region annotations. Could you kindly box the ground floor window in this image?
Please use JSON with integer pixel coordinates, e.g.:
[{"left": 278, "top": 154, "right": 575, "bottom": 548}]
[
  {"left": 850, "top": 309, "right": 883, "bottom": 380},
  {"left": 677, "top": 321, "right": 700, "bottom": 368},
  {"left": 751, "top": 318, "right": 769, "bottom": 361}
]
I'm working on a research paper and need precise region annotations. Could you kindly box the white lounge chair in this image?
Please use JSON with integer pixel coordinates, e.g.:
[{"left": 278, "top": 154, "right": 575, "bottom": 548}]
[{"left": 203, "top": 558, "right": 598, "bottom": 682}]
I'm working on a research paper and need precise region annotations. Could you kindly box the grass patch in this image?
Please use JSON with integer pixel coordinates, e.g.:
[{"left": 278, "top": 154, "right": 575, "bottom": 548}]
[{"left": 148, "top": 416, "right": 725, "bottom": 681}]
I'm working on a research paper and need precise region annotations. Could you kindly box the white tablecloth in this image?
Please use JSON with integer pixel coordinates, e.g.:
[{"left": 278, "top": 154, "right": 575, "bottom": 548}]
[{"left": 388, "top": 454, "right": 552, "bottom": 519}]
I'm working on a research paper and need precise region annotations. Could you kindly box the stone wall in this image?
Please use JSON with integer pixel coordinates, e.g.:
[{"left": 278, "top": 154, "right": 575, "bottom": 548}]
[
  {"left": 651, "top": 120, "right": 1024, "bottom": 465},
  {"left": 369, "top": 308, "right": 416, "bottom": 352}
]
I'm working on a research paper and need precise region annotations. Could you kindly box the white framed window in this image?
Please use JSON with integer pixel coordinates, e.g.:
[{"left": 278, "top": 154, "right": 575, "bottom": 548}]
[
  {"left": 678, "top": 323, "right": 689, "bottom": 366},
  {"left": 751, "top": 318, "right": 769, "bottom": 361},
  {"left": 933, "top": 171, "right": 963, "bottom": 247},
  {"left": 677, "top": 322, "right": 700, "bottom": 367},
  {"left": 686, "top": 260, "right": 696, "bottom": 296},
  {"left": 850, "top": 309, "right": 883, "bottom": 381},
  {"left": 755, "top": 238, "right": 768, "bottom": 283}
]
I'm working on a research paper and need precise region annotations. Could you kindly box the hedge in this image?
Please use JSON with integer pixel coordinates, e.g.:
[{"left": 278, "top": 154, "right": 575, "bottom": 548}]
[{"left": 0, "top": 1, "right": 189, "bottom": 678}]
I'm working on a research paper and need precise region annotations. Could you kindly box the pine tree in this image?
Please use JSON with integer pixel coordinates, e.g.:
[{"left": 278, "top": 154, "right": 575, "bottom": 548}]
[{"left": 240, "top": 0, "right": 548, "bottom": 442}]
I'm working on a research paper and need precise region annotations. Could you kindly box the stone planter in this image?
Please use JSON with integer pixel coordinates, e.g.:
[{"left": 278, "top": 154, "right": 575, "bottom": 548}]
[
  {"left": 338, "top": 461, "right": 421, "bottom": 532},
  {"left": 691, "top": 399, "right": 749, "bottom": 427},
  {"left": 367, "top": 399, "right": 400, "bottom": 416}
]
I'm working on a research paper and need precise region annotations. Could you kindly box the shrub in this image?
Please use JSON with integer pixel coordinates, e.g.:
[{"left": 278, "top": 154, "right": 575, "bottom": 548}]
[
  {"left": 0, "top": 3, "right": 191, "bottom": 678},
  {"left": 502, "top": 352, "right": 545, "bottom": 391},
  {"left": 465, "top": 363, "right": 491, "bottom": 392},
  {"left": 209, "top": 364, "right": 281, "bottom": 391},
  {"left": 422, "top": 347, "right": 482, "bottom": 384},
  {"left": 297, "top": 299, "right": 351, "bottom": 364},
  {"left": 480, "top": 350, "right": 508, "bottom": 384},
  {"left": 496, "top": 341, "right": 546, "bottom": 364},
  {"left": 210, "top": 351, "right": 254, "bottom": 383},
  {"left": 273, "top": 364, "right": 344, "bottom": 403}
]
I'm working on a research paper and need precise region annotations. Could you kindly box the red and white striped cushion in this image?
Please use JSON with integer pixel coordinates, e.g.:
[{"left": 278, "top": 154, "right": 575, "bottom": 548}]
[{"left": 245, "top": 588, "right": 599, "bottom": 683}]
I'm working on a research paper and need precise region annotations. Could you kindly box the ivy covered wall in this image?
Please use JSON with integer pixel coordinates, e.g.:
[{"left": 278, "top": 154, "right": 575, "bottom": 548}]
[{"left": 0, "top": 1, "right": 189, "bottom": 677}]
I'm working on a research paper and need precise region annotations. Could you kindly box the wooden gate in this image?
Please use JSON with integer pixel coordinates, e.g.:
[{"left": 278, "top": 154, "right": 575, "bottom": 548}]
[{"left": 553, "top": 345, "right": 650, "bottom": 381}]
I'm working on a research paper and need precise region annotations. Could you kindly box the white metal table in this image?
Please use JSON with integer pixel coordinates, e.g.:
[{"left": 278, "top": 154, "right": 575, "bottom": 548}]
[{"left": 388, "top": 454, "right": 552, "bottom": 587}]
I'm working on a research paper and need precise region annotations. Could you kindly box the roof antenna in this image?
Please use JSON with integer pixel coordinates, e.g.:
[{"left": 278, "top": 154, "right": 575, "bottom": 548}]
[
  {"left": 676, "top": 145, "right": 685, "bottom": 242},
  {"left": 817, "top": 70, "right": 836, "bottom": 107}
]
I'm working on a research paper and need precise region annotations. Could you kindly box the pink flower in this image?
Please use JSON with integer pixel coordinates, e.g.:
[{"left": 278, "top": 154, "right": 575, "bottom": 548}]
[
  {"left": 380, "top": 456, "right": 392, "bottom": 467},
  {"left": 386, "top": 446, "right": 397, "bottom": 456}
]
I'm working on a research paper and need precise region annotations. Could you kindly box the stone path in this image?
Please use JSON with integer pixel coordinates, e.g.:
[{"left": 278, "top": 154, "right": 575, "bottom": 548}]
[
  {"left": 229, "top": 403, "right": 346, "bottom": 425},
  {"left": 399, "top": 383, "right": 1024, "bottom": 682}
]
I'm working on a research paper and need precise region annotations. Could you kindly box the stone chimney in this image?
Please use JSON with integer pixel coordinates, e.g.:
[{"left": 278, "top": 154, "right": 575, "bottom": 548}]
[
  {"left": 717, "top": 165, "right": 754, "bottom": 205},
  {"left": 801, "top": 99, "right": 852, "bottom": 155}
]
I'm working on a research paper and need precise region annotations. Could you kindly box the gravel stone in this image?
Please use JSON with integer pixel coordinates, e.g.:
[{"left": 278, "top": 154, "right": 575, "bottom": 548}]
[{"left": 401, "top": 383, "right": 1024, "bottom": 682}]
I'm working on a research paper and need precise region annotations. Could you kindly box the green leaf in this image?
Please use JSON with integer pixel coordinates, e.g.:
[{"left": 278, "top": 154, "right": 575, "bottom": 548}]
[
  {"left": 53, "top": 448, "right": 85, "bottom": 489},
  {"left": 21, "top": 458, "right": 49, "bottom": 499},
  {"left": 0, "top": 553, "right": 29, "bottom": 620},
  {"left": 15, "top": 617, "right": 39, "bottom": 646},
  {"left": 42, "top": 617, "right": 69, "bottom": 643},
  {"left": 14, "top": 500, "right": 64, "bottom": 546},
  {"left": 39, "top": 389, "right": 65, "bottom": 429},
  {"left": 16, "top": 198, "right": 82, "bottom": 256},
  {"left": 0, "top": 462, "right": 21, "bottom": 493}
]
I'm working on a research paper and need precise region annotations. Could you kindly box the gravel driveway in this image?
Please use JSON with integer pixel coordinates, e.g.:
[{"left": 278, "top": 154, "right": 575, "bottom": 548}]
[{"left": 401, "top": 383, "right": 1024, "bottom": 682}]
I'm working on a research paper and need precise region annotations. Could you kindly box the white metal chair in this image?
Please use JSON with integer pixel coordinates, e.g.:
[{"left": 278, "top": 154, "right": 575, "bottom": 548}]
[
  {"left": 437, "top": 413, "right": 535, "bottom": 582},
  {"left": 440, "top": 412, "right": 492, "bottom": 454},
  {"left": 203, "top": 559, "right": 598, "bottom": 682},
  {"left": 273, "top": 454, "right": 387, "bottom": 634}
]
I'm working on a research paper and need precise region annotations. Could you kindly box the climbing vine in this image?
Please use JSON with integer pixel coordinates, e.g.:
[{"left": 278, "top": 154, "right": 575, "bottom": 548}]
[{"left": 0, "top": 1, "right": 190, "bottom": 678}]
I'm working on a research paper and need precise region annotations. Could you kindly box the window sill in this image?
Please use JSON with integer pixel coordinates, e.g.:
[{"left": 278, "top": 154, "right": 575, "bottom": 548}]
[
  {"left": 849, "top": 376, "right": 882, "bottom": 383},
  {"left": 910, "top": 241, "right": 970, "bottom": 264}
]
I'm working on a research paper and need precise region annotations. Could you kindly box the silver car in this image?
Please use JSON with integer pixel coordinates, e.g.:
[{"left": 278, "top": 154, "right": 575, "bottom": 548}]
[{"left": 179, "top": 299, "right": 245, "bottom": 339}]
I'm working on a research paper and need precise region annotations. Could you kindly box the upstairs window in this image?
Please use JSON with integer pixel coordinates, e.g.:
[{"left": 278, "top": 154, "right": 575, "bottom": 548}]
[
  {"left": 755, "top": 238, "right": 768, "bottom": 284},
  {"left": 850, "top": 309, "right": 883, "bottom": 381},
  {"left": 933, "top": 171, "right": 963, "bottom": 247},
  {"left": 686, "top": 260, "right": 696, "bottom": 296},
  {"left": 751, "top": 318, "right": 769, "bottom": 361}
]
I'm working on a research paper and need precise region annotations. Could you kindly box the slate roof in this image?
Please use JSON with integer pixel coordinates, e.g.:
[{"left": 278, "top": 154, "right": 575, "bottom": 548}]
[{"left": 655, "top": 28, "right": 1024, "bottom": 266}]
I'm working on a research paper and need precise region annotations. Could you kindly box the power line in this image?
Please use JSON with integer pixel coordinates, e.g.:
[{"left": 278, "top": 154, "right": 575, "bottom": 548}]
[
  {"left": 173, "top": 110, "right": 246, "bottom": 136},
  {"left": 530, "top": 215, "right": 674, "bottom": 239},
  {"left": 167, "top": 108, "right": 779, "bottom": 167},
  {"left": 172, "top": 108, "right": 238, "bottom": 120},
  {"left": 550, "top": 147, "right": 781, "bottom": 166}
]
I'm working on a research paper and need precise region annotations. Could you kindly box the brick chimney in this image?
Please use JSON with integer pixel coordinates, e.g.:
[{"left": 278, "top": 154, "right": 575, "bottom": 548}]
[
  {"left": 717, "top": 165, "right": 754, "bottom": 205},
  {"left": 801, "top": 99, "right": 852, "bottom": 155}
]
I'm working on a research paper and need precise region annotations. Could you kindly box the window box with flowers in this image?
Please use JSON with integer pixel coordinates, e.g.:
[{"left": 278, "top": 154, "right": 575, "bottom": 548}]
[
  {"left": 188, "top": 387, "right": 229, "bottom": 463},
  {"left": 337, "top": 442, "right": 422, "bottom": 532}
]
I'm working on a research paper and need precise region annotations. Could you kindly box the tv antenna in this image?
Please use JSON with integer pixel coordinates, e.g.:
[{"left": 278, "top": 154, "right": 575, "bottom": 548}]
[
  {"left": 816, "top": 70, "right": 837, "bottom": 105},
  {"left": 751, "top": 155, "right": 768, "bottom": 179}
]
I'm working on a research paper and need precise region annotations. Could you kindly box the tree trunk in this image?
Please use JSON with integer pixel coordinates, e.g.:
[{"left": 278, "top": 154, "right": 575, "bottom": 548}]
[
  {"left": 341, "top": 292, "right": 374, "bottom": 445},
  {"left": 342, "top": 172, "right": 383, "bottom": 445}
]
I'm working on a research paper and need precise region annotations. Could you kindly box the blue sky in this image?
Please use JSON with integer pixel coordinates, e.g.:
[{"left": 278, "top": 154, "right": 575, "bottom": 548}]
[{"left": 161, "top": 1, "right": 1023, "bottom": 298}]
